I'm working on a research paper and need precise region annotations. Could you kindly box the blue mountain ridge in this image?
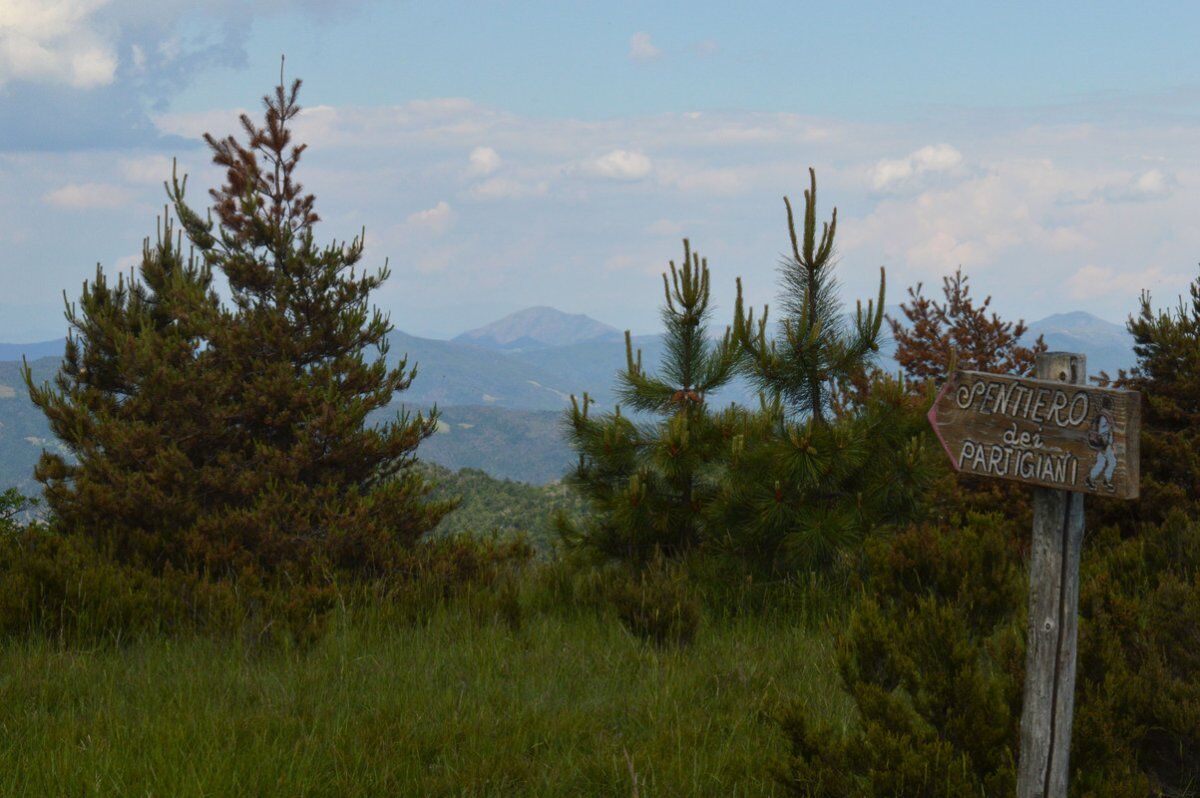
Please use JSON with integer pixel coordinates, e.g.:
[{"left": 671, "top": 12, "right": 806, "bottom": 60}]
[{"left": 0, "top": 309, "right": 1135, "bottom": 485}]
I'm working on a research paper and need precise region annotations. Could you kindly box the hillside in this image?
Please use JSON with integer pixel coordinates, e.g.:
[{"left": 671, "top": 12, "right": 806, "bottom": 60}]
[
  {"left": 0, "top": 307, "right": 1137, "bottom": 492},
  {"left": 385, "top": 331, "right": 570, "bottom": 410},
  {"left": 423, "top": 462, "right": 585, "bottom": 549},
  {"left": 0, "top": 340, "right": 64, "bottom": 362},
  {"left": 0, "top": 357, "right": 66, "bottom": 494},
  {"left": 409, "top": 405, "right": 571, "bottom": 484}
]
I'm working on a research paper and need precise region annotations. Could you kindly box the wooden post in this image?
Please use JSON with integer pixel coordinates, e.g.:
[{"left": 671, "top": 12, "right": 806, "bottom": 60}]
[{"left": 1017, "top": 352, "right": 1087, "bottom": 798}]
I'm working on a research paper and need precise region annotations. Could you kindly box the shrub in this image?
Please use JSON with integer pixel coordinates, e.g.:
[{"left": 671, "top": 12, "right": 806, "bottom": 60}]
[
  {"left": 0, "top": 526, "right": 333, "bottom": 645},
  {"left": 0, "top": 524, "right": 533, "bottom": 646},
  {"left": 607, "top": 560, "right": 701, "bottom": 647},
  {"left": 776, "top": 510, "right": 1200, "bottom": 796},
  {"left": 561, "top": 239, "right": 739, "bottom": 563}
]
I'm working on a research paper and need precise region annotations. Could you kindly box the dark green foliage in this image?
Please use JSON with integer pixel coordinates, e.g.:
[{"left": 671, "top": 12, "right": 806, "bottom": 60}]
[
  {"left": 0, "top": 488, "right": 33, "bottom": 532},
  {"left": 1103, "top": 268, "right": 1200, "bottom": 526},
  {"left": 779, "top": 508, "right": 1200, "bottom": 796},
  {"left": 733, "top": 168, "right": 885, "bottom": 424},
  {"left": 423, "top": 463, "right": 585, "bottom": 549},
  {"left": 0, "top": 514, "right": 531, "bottom": 646},
  {"left": 25, "top": 214, "right": 224, "bottom": 568},
  {"left": 778, "top": 267, "right": 1200, "bottom": 795},
  {"left": 0, "top": 525, "right": 335, "bottom": 645},
  {"left": 1072, "top": 510, "right": 1200, "bottom": 796},
  {"left": 714, "top": 171, "right": 937, "bottom": 572},
  {"left": 23, "top": 77, "right": 450, "bottom": 582},
  {"left": 607, "top": 559, "right": 701, "bottom": 647},
  {"left": 562, "top": 239, "right": 739, "bottom": 562},
  {"left": 778, "top": 510, "right": 1200, "bottom": 796},
  {"left": 709, "top": 374, "right": 939, "bottom": 573},
  {"left": 778, "top": 514, "right": 1025, "bottom": 796}
]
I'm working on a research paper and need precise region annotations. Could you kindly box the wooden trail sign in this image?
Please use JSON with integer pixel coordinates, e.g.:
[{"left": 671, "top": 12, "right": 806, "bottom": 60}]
[
  {"left": 927, "top": 352, "right": 1142, "bottom": 798},
  {"left": 927, "top": 366, "right": 1141, "bottom": 499}
]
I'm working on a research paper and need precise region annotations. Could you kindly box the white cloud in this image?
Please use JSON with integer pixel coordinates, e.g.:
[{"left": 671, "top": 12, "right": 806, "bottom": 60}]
[
  {"left": 870, "top": 144, "right": 964, "bottom": 192},
  {"left": 646, "top": 218, "right": 685, "bottom": 236},
  {"left": 628, "top": 32, "right": 661, "bottom": 63},
  {"left": 43, "top": 182, "right": 131, "bottom": 209},
  {"left": 0, "top": 0, "right": 118, "bottom": 88},
  {"left": 1067, "top": 264, "right": 1188, "bottom": 301},
  {"left": 579, "top": 149, "right": 653, "bottom": 180},
  {"left": 404, "top": 200, "right": 454, "bottom": 235},
  {"left": 114, "top": 253, "right": 141, "bottom": 270},
  {"left": 119, "top": 154, "right": 175, "bottom": 184},
  {"left": 468, "top": 177, "right": 548, "bottom": 200},
  {"left": 603, "top": 253, "right": 660, "bottom": 275},
  {"left": 692, "top": 39, "right": 719, "bottom": 58},
  {"left": 467, "top": 146, "right": 501, "bottom": 176},
  {"left": 11, "top": 91, "right": 1200, "bottom": 339},
  {"left": 659, "top": 166, "right": 745, "bottom": 195},
  {"left": 1094, "top": 168, "right": 1176, "bottom": 202}
]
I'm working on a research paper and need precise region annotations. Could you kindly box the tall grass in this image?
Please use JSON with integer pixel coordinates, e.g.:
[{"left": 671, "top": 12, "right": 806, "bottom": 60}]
[{"left": 0, "top": 592, "right": 847, "bottom": 796}]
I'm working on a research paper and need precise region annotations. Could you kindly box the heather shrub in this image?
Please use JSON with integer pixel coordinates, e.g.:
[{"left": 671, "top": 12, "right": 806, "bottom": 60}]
[
  {"left": 776, "top": 509, "right": 1200, "bottom": 796},
  {"left": 0, "top": 526, "right": 333, "bottom": 645},
  {"left": 607, "top": 559, "right": 701, "bottom": 647}
]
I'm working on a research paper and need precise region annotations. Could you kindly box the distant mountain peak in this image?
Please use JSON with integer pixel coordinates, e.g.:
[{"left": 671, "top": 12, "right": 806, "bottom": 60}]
[{"left": 454, "top": 307, "right": 620, "bottom": 352}]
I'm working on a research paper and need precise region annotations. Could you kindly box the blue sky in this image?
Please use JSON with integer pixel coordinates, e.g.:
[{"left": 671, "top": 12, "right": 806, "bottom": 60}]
[{"left": 3, "top": 1, "right": 1200, "bottom": 340}]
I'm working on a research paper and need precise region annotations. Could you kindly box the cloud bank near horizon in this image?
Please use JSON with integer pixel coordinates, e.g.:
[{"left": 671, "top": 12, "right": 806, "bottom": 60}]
[{"left": 1, "top": 3, "right": 1198, "bottom": 341}]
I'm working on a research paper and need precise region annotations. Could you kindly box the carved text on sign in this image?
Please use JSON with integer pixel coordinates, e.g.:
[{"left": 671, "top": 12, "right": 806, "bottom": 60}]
[{"left": 928, "top": 370, "right": 1141, "bottom": 499}]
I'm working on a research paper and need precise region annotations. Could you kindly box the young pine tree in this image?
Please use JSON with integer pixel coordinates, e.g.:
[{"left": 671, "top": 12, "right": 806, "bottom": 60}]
[
  {"left": 561, "top": 239, "right": 739, "bottom": 563},
  {"left": 713, "top": 168, "right": 936, "bottom": 572},
  {"left": 26, "top": 77, "right": 451, "bottom": 578}
]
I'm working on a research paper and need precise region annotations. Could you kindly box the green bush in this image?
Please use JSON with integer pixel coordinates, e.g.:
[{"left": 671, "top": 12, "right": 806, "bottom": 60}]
[
  {"left": 0, "top": 523, "right": 532, "bottom": 647},
  {"left": 607, "top": 560, "right": 702, "bottom": 647},
  {"left": 776, "top": 510, "right": 1200, "bottom": 797}
]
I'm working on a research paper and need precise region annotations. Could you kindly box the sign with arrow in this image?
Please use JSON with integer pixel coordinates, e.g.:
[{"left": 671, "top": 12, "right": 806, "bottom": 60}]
[{"left": 928, "top": 368, "right": 1141, "bottom": 499}]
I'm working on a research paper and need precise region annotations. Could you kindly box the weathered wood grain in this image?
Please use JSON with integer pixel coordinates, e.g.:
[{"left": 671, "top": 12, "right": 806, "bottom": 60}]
[{"left": 1017, "top": 352, "right": 1087, "bottom": 798}]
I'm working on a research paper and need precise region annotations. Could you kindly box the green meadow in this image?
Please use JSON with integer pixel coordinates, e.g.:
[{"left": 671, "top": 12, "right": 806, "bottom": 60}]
[{"left": 0, "top": 595, "right": 846, "bottom": 797}]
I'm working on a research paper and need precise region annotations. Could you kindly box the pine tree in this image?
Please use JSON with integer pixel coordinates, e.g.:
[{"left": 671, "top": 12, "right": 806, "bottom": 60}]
[
  {"left": 1099, "top": 267, "right": 1200, "bottom": 527},
  {"left": 561, "top": 239, "right": 739, "bottom": 562},
  {"left": 26, "top": 76, "right": 451, "bottom": 578},
  {"left": 733, "top": 167, "right": 886, "bottom": 423},
  {"left": 889, "top": 267, "right": 1046, "bottom": 383},
  {"left": 712, "top": 169, "right": 935, "bottom": 572},
  {"left": 25, "top": 213, "right": 223, "bottom": 567}
]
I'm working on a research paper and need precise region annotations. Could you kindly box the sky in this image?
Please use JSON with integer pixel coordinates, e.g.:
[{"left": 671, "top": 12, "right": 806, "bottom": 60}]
[{"left": 3, "top": 2, "right": 1200, "bottom": 341}]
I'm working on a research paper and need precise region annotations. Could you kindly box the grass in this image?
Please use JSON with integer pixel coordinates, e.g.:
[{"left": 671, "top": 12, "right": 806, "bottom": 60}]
[{"left": 0, "top": 596, "right": 849, "bottom": 797}]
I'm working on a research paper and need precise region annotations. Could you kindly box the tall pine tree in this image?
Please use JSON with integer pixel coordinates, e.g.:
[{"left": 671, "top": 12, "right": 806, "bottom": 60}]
[
  {"left": 561, "top": 239, "right": 740, "bottom": 562},
  {"left": 26, "top": 76, "right": 451, "bottom": 578}
]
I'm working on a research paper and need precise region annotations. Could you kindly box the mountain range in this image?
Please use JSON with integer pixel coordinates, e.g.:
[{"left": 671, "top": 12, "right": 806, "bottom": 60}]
[
  {"left": 0, "top": 306, "right": 1135, "bottom": 488},
  {"left": 453, "top": 306, "right": 621, "bottom": 352}
]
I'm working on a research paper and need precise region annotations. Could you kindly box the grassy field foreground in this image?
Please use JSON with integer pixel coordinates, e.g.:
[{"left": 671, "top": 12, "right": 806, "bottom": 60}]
[{"left": 0, "top": 599, "right": 848, "bottom": 796}]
